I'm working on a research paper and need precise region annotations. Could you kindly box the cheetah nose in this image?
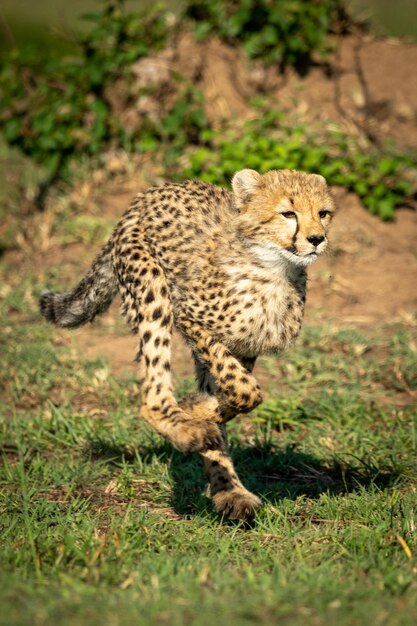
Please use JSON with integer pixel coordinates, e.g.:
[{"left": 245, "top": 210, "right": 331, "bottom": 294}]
[{"left": 307, "top": 235, "right": 325, "bottom": 247}]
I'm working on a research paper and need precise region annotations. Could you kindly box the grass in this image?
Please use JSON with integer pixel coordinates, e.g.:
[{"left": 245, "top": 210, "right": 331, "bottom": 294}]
[{"left": 1, "top": 273, "right": 417, "bottom": 626}]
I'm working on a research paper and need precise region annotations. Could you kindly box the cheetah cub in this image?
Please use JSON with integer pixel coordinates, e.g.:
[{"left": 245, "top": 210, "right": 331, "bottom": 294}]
[{"left": 40, "top": 169, "right": 335, "bottom": 520}]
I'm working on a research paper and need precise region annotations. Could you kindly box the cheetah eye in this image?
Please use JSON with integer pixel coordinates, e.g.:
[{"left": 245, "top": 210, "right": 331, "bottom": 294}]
[
  {"left": 319, "top": 210, "right": 331, "bottom": 219},
  {"left": 281, "top": 211, "right": 296, "bottom": 219}
]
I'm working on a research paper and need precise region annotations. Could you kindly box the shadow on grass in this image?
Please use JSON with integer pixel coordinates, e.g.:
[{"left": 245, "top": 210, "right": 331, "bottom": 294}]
[{"left": 86, "top": 435, "right": 402, "bottom": 519}]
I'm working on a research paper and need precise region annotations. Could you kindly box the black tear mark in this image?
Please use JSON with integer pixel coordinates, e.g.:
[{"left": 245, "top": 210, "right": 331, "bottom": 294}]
[{"left": 290, "top": 214, "right": 299, "bottom": 254}]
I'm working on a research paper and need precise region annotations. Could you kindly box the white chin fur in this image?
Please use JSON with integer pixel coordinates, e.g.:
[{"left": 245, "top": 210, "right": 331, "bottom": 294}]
[
  {"left": 249, "top": 242, "right": 320, "bottom": 268},
  {"left": 278, "top": 249, "right": 319, "bottom": 267}
]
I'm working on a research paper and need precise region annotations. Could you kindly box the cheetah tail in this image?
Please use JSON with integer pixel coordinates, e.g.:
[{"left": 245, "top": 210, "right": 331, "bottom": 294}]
[{"left": 39, "top": 240, "right": 118, "bottom": 329}]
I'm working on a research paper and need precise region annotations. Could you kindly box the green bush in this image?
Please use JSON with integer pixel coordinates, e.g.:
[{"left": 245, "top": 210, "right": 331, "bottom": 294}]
[
  {"left": 0, "top": 3, "right": 168, "bottom": 171},
  {"left": 185, "top": 0, "right": 345, "bottom": 67},
  {"left": 0, "top": 1, "right": 208, "bottom": 194},
  {"left": 182, "top": 111, "right": 416, "bottom": 220}
]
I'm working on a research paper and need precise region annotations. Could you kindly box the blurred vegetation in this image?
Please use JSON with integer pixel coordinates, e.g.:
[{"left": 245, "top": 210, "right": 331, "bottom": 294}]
[
  {"left": 0, "top": 0, "right": 416, "bottom": 219},
  {"left": 349, "top": 0, "right": 417, "bottom": 42},
  {"left": 0, "top": 3, "right": 180, "bottom": 198},
  {"left": 185, "top": 0, "right": 345, "bottom": 67}
]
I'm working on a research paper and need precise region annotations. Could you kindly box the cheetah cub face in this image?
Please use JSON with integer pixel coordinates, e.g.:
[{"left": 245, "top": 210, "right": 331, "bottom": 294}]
[{"left": 233, "top": 168, "right": 336, "bottom": 267}]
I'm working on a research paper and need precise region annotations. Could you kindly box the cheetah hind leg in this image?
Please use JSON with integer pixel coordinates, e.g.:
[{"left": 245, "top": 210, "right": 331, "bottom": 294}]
[
  {"left": 117, "top": 260, "right": 224, "bottom": 454},
  {"left": 134, "top": 311, "right": 224, "bottom": 453}
]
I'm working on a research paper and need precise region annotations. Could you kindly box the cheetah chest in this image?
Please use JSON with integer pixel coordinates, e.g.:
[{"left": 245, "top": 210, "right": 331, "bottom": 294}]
[
  {"left": 224, "top": 274, "right": 305, "bottom": 356},
  {"left": 174, "top": 267, "right": 306, "bottom": 357}
]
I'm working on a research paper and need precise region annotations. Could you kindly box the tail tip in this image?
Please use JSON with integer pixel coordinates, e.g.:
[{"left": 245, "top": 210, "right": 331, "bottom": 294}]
[{"left": 39, "top": 291, "right": 57, "bottom": 323}]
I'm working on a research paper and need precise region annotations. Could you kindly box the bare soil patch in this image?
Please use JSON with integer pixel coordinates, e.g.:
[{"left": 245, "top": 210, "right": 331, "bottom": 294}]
[
  {"left": 307, "top": 188, "right": 417, "bottom": 325},
  {"left": 178, "top": 32, "right": 417, "bottom": 150}
]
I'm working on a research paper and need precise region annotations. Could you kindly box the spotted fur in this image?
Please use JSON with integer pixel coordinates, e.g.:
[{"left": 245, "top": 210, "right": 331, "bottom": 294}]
[{"left": 40, "top": 169, "right": 335, "bottom": 519}]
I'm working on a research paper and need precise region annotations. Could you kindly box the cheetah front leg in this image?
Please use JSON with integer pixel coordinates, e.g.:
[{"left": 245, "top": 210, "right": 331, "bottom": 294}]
[
  {"left": 115, "top": 242, "right": 224, "bottom": 454},
  {"left": 193, "top": 356, "right": 262, "bottom": 519},
  {"left": 178, "top": 318, "right": 263, "bottom": 418},
  {"left": 203, "top": 443, "right": 262, "bottom": 519}
]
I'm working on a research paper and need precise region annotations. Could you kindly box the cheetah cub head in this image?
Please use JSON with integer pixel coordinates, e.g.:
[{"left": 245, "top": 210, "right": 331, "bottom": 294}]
[{"left": 232, "top": 168, "right": 336, "bottom": 267}]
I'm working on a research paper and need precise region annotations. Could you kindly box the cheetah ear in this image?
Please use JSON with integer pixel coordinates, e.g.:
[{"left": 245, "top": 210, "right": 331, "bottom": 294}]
[
  {"left": 232, "top": 169, "right": 261, "bottom": 209},
  {"left": 310, "top": 173, "right": 327, "bottom": 187}
]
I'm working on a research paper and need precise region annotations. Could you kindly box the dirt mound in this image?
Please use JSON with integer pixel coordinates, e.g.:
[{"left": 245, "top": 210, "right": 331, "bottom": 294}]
[{"left": 175, "top": 31, "right": 417, "bottom": 150}]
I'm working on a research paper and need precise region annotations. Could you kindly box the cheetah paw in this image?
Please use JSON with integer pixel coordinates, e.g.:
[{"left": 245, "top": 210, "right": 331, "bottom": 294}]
[
  {"left": 212, "top": 487, "right": 262, "bottom": 520},
  {"left": 170, "top": 419, "right": 225, "bottom": 454}
]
